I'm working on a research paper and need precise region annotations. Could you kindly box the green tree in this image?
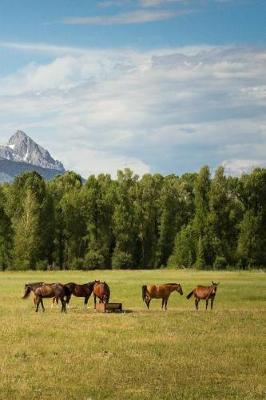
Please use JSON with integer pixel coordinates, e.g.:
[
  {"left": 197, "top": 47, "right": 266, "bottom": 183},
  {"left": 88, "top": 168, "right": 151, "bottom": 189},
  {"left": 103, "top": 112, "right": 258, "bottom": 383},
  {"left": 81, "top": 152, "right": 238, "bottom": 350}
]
[
  {"left": 169, "top": 224, "right": 196, "bottom": 268},
  {"left": 112, "top": 169, "right": 139, "bottom": 268},
  {"left": 10, "top": 172, "right": 50, "bottom": 269},
  {"left": 83, "top": 174, "right": 115, "bottom": 269},
  {"left": 0, "top": 187, "right": 12, "bottom": 269},
  {"left": 50, "top": 172, "right": 85, "bottom": 268},
  {"left": 236, "top": 169, "right": 266, "bottom": 266},
  {"left": 135, "top": 173, "right": 163, "bottom": 268},
  {"left": 13, "top": 189, "right": 41, "bottom": 269},
  {"left": 193, "top": 166, "right": 211, "bottom": 268}
]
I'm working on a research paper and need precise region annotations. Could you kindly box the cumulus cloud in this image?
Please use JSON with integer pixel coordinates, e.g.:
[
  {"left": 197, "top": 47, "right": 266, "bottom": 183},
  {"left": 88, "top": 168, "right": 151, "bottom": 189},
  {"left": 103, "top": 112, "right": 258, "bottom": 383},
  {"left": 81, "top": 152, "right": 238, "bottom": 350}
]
[{"left": 0, "top": 43, "right": 265, "bottom": 176}]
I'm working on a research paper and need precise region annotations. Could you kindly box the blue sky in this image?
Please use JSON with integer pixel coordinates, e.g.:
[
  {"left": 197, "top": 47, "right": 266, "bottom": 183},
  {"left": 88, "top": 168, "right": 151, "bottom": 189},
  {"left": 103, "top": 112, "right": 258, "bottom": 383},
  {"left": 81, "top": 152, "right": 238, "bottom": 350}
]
[{"left": 0, "top": 0, "right": 266, "bottom": 176}]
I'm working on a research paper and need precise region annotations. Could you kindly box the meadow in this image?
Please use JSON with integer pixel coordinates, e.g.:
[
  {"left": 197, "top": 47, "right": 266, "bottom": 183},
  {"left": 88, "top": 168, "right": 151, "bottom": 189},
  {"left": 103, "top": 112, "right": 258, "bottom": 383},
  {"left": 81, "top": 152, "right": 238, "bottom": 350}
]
[{"left": 0, "top": 269, "right": 265, "bottom": 400}]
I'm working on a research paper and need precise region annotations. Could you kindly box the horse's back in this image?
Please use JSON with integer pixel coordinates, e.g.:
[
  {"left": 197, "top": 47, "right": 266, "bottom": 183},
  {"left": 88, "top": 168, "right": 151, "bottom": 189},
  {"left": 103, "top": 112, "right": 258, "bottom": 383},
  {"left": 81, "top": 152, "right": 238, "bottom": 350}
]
[
  {"left": 194, "top": 286, "right": 212, "bottom": 299},
  {"left": 146, "top": 284, "right": 166, "bottom": 298},
  {"left": 93, "top": 281, "right": 110, "bottom": 297},
  {"left": 36, "top": 283, "right": 63, "bottom": 298}
]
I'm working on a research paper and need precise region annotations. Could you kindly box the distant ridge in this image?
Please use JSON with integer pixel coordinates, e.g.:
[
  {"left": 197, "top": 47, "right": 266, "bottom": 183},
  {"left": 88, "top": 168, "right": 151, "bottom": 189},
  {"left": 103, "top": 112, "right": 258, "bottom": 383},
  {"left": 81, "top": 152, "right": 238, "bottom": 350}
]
[{"left": 0, "top": 131, "right": 65, "bottom": 183}]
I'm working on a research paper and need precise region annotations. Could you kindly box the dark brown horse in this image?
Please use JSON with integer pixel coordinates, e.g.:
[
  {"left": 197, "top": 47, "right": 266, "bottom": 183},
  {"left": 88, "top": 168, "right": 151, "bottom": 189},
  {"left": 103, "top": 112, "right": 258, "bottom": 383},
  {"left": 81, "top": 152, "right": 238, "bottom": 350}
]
[
  {"left": 142, "top": 283, "right": 183, "bottom": 310},
  {"left": 93, "top": 281, "right": 110, "bottom": 309},
  {"left": 186, "top": 281, "right": 219, "bottom": 310},
  {"left": 22, "top": 283, "right": 68, "bottom": 312},
  {"left": 64, "top": 281, "right": 98, "bottom": 308}
]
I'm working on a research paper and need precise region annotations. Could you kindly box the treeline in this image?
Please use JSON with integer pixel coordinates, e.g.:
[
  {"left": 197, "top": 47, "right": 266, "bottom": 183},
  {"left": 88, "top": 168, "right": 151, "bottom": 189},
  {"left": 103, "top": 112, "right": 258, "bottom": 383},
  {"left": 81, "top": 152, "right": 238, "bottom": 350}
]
[{"left": 0, "top": 166, "right": 266, "bottom": 270}]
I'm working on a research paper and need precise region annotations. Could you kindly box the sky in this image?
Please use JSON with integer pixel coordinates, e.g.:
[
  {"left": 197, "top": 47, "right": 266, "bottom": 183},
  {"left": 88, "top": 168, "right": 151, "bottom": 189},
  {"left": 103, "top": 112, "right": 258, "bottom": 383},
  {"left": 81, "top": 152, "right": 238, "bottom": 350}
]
[{"left": 0, "top": 0, "right": 265, "bottom": 177}]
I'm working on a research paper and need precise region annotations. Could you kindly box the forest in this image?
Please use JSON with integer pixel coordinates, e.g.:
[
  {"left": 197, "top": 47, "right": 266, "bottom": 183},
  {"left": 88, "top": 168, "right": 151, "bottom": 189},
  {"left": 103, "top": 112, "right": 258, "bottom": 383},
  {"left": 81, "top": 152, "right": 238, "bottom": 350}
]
[{"left": 0, "top": 166, "right": 266, "bottom": 271}]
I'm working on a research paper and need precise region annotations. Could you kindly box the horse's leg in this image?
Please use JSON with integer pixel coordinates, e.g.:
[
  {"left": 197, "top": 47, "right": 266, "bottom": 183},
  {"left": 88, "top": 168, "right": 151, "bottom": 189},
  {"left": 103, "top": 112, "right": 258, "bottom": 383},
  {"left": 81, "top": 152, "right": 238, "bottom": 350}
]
[
  {"left": 206, "top": 299, "right": 209, "bottom": 311},
  {"left": 84, "top": 297, "right": 89, "bottom": 309},
  {"left": 94, "top": 294, "right": 97, "bottom": 309},
  {"left": 195, "top": 298, "right": 199, "bottom": 310},
  {"left": 66, "top": 294, "right": 71, "bottom": 308},
  {"left": 35, "top": 296, "right": 40, "bottom": 312},
  {"left": 161, "top": 298, "right": 164, "bottom": 309},
  {"left": 61, "top": 298, "right": 66, "bottom": 313},
  {"left": 51, "top": 297, "right": 56, "bottom": 309},
  {"left": 165, "top": 296, "right": 169, "bottom": 311},
  {"left": 211, "top": 297, "right": 215, "bottom": 310},
  {"left": 41, "top": 298, "right": 45, "bottom": 312},
  {"left": 147, "top": 298, "right": 151, "bottom": 309}
]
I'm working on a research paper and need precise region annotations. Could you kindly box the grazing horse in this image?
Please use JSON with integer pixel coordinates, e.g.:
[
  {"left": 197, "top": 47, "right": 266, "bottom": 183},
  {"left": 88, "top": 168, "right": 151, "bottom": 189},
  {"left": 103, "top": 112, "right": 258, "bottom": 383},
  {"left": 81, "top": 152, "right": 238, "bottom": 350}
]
[
  {"left": 64, "top": 281, "right": 98, "bottom": 308},
  {"left": 142, "top": 283, "right": 183, "bottom": 310},
  {"left": 186, "top": 281, "right": 219, "bottom": 310},
  {"left": 93, "top": 281, "right": 110, "bottom": 309},
  {"left": 22, "top": 283, "right": 67, "bottom": 312}
]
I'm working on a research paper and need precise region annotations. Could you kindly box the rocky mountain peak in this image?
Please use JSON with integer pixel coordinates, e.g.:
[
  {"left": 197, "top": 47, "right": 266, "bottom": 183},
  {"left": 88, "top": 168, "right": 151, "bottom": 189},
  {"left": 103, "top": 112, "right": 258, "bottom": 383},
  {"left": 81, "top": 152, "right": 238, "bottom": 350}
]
[{"left": 0, "top": 131, "right": 65, "bottom": 172}]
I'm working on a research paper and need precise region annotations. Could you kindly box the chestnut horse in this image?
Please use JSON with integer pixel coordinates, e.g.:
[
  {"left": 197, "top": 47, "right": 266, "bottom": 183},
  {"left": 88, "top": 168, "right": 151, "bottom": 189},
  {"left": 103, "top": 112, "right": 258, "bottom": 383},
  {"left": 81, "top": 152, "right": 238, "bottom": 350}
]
[
  {"left": 64, "top": 281, "right": 98, "bottom": 308},
  {"left": 186, "top": 281, "right": 219, "bottom": 310},
  {"left": 22, "top": 283, "right": 68, "bottom": 312},
  {"left": 93, "top": 281, "right": 110, "bottom": 309},
  {"left": 142, "top": 283, "right": 183, "bottom": 310}
]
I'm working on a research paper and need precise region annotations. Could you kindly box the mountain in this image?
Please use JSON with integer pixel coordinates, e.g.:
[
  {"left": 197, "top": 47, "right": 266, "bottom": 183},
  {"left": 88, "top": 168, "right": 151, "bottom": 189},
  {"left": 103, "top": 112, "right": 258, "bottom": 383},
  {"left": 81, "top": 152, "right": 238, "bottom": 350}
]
[{"left": 0, "top": 131, "right": 65, "bottom": 183}]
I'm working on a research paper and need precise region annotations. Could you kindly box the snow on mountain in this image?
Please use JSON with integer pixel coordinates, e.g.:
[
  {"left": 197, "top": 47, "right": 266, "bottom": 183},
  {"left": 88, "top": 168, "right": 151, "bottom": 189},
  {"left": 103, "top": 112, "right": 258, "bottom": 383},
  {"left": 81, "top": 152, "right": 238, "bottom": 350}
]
[{"left": 0, "top": 131, "right": 65, "bottom": 172}]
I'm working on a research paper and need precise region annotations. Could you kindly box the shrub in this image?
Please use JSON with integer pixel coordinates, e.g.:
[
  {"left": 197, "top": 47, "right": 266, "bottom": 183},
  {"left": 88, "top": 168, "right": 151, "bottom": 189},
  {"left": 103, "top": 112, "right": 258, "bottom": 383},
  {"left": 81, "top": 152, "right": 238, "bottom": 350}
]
[
  {"left": 213, "top": 256, "right": 227, "bottom": 270},
  {"left": 111, "top": 250, "right": 134, "bottom": 269},
  {"left": 68, "top": 257, "right": 85, "bottom": 270},
  {"left": 35, "top": 260, "right": 48, "bottom": 271},
  {"left": 84, "top": 250, "right": 105, "bottom": 270}
]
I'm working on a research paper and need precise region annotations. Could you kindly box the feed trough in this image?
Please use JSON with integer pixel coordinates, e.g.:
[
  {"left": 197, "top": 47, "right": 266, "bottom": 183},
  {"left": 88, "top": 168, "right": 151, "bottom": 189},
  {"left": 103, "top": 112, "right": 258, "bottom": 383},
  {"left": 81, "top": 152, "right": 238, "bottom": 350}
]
[{"left": 96, "top": 302, "right": 123, "bottom": 313}]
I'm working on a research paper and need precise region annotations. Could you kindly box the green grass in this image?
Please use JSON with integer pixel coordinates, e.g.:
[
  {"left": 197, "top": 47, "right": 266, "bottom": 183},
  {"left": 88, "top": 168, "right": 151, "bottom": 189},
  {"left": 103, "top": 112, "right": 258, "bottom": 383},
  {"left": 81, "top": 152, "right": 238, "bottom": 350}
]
[{"left": 0, "top": 270, "right": 265, "bottom": 400}]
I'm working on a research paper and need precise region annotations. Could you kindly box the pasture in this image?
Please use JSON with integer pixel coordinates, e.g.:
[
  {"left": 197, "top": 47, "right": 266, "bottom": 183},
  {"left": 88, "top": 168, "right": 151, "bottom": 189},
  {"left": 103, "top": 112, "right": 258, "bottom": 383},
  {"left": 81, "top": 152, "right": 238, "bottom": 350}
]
[{"left": 0, "top": 269, "right": 265, "bottom": 400}]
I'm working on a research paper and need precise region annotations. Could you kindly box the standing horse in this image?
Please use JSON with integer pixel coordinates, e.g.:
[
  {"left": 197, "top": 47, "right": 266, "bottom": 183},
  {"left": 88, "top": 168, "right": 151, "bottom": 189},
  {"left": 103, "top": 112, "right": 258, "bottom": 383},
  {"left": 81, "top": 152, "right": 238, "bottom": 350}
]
[
  {"left": 142, "top": 283, "right": 183, "bottom": 310},
  {"left": 64, "top": 281, "right": 98, "bottom": 308},
  {"left": 22, "top": 283, "right": 67, "bottom": 312},
  {"left": 22, "top": 282, "right": 44, "bottom": 305},
  {"left": 93, "top": 281, "right": 110, "bottom": 309},
  {"left": 186, "top": 281, "right": 219, "bottom": 310}
]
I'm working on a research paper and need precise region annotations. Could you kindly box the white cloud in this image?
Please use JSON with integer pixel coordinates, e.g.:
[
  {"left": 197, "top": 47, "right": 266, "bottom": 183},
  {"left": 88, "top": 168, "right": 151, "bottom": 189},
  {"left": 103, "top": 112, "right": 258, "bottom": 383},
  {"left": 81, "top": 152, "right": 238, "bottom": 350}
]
[
  {"left": 222, "top": 159, "right": 266, "bottom": 176},
  {"left": 139, "top": 0, "right": 187, "bottom": 6},
  {"left": 58, "top": 146, "right": 150, "bottom": 178},
  {"left": 0, "top": 44, "right": 265, "bottom": 176},
  {"left": 62, "top": 9, "right": 187, "bottom": 25}
]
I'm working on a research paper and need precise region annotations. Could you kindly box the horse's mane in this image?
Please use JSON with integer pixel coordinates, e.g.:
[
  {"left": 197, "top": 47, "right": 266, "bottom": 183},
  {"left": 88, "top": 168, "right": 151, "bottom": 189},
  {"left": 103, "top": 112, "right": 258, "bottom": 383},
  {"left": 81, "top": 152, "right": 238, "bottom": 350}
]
[
  {"left": 85, "top": 281, "right": 98, "bottom": 288},
  {"left": 164, "top": 283, "right": 178, "bottom": 286}
]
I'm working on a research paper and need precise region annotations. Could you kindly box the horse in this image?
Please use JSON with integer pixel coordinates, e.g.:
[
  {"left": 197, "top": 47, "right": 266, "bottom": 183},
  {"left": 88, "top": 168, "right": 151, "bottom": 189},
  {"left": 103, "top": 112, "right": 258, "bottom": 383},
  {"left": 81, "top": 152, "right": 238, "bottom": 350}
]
[
  {"left": 64, "top": 281, "right": 98, "bottom": 308},
  {"left": 142, "top": 283, "right": 183, "bottom": 310},
  {"left": 22, "top": 282, "right": 44, "bottom": 305},
  {"left": 22, "top": 282, "right": 61, "bottom": 308},
  {"left": 22, "top": 283, "right": 68, "bottom": 312},
  {"left": 93, "top": 281, "right": 110, "bottom": 309},
  {"left": 186, "top": 281, "right": 219, "bottom": 310}
]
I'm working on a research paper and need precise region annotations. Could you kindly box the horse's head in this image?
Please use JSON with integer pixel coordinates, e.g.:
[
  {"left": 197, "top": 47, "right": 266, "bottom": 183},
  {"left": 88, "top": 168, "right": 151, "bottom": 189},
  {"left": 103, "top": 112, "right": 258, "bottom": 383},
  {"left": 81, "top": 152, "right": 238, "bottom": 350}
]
[
  {"left": 211, "top": 281, "right": 219, "bottom": 294},
  {"left": 102, "top": 294, "right": 109, "bottom": 304},
  {"left": 176, "top": 283, "right": 183, "bottom": 295},
  {"left": 22, "top": 284, "right": 32, "bottom": 299}
]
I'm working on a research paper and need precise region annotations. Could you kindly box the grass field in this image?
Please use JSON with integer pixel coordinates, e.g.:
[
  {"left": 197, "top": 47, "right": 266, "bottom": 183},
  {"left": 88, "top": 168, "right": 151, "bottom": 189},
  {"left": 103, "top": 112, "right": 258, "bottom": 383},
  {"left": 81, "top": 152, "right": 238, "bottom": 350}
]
[{"left": 0, "top": 270, "right": 265, "bottom": 400}]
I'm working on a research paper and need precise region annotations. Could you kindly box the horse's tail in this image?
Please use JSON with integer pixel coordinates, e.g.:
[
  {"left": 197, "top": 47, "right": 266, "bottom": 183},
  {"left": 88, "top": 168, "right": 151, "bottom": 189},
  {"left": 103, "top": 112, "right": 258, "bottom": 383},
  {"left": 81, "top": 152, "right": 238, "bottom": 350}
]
[
  {"left": 142, "top": 285, "right": 147, "bottom": 302},
  {"left": 22, "top": 291, "right": 31, "bottom": 299},
  {"left": 186, "top": 290, "right": 194, "bottom": 299},
  {"left": 63, "top": 285, "right": 72, "bottom": 302},
  {"left": 22, "top": 286, "right": 32, "bottom": 299}
]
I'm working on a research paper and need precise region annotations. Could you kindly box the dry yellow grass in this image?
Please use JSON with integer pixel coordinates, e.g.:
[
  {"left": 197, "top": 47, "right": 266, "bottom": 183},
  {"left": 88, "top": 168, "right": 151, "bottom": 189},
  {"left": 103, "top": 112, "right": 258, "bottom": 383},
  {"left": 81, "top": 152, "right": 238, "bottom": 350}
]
[{"left": 0, "top": 270, "right": 265, "bottom": 400}]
